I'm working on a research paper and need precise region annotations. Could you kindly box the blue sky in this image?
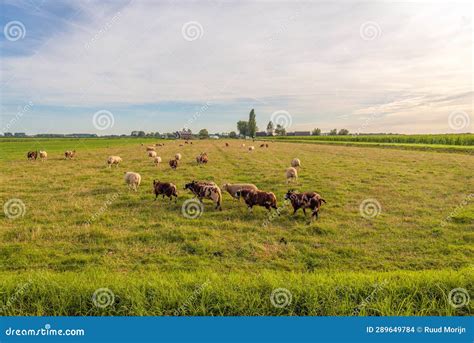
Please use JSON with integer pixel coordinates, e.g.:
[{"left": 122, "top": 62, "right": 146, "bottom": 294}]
[{"left": 0, "top": 0, "right": 472, "bottom": 135}]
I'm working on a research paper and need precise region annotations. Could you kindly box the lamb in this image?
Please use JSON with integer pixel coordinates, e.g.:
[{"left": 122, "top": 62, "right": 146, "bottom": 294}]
[
  {"left": 284, "top": 190, "right": 326, "bottom": 220},
  {"left": 286, "top": 167, "right": 298, "bottom": 183},
  {"left": 153, "top": 180, "right": 178, "bottom": 202},
  {"left": 64, "top": 150, "right": 76, "bottom": 159},
  {"left": 39, "top": 150, "right": 47, "bottom": 161},
  {"left": 222, "top": 183, "right": 258, "bottom": 199},
  {"left": 148, "top": 151, "right": 157, "bottom": 158},
  {"left": 124, "top": 172, "right": 141, "bottom": 191},
  {"left": 196, "top": 152, "right": 208, "bottom": 165},
  {"left": 27, "top": 151, "right": 38, "bottom": 160},
  {"left": 236, "top": 189, "right": 278, "bottom": 212},
  {"left": 184, "top": 181, "right": 222, "bottom": 210},
  {"left": 291, "top": 158, "right": 301, "bottom": 167},
  {"left": 175, "top": 153, "right": 182, "bottom": 161},
  {"left": 169, "top": 159, "right": 178, "bottom": 169},
  {"left": 248, "top": 146, "right": 255, "bottom": 152},
  {"left": 153, "top": 156, "right": 162, "bottom": 166},
  {"left": 107, "top": 155, "right": 122, "bottom": 168}
]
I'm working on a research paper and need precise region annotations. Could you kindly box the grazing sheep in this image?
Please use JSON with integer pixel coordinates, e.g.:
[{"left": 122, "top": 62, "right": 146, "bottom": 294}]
[
  {"left": 248, "top": 146, "right": 255, "bottom": 152},
  {"left": 241, "top": 143, "right": 246, "bottom": 148},
  {"left": 179, "top": 144, "right": 184, "bottom": 147},
  {"left": 64, "top": 150, "right": 76, "bottom": 159},
  {"left": 124, "top": 172, "right": 141, "bottom": 191},
  {"left": 291, "top": 158, "right": 301, "bottom": 168},
  {"left": 148, "top": 151, "right": 157, "bottom": 158},
  {"left": 153, "top": 156, "right": 162, "bottom": 166},
  {"left": 196, "top": 152, "right": 208, "bottom": 165},
  {"left": 185, "top": 141, "right": 189, "bottom": 144},
  {"left": 155, "top": 143, "right": 163, "bottom": 147},
  {"left": 27, "top": 151, "right": 38, "bottom": 160},
  {"left": 225, "top": 143, "right": 229, "bottom": 147},
  {"left": 175, "top": 153, "right": 182, "bottom": 161},
  {"left": 222, "top": 183, "right": 258, "bottom": 199},
  {"left": 153, "top": 180, "right": 178, "bottom": 202},
  {"left": 169, "top": 159, "right": 178, "bottom": 169},
  {"left": 190, "top": 142, "right": 193, "bottom": 145},
  {"left": 265, "top": 143, "right": 269, "bottom": 148},
  {"left": 107, "top": 155, "right": 122, "bottom": 168},
  {"left": 260, "top": 144, "right": 265, "bottom": 148},
  {"left": 286, "top": 167, "right": 298, "bottom": 183},
  {"left": 39, "top": 151, "right": 47, "bottom": 161},
  {"left": 284, "top": 190, "right": 326, "bottom": 220},
  {"left": 146, "top": 146, "right": 155, "bottom": 151}
]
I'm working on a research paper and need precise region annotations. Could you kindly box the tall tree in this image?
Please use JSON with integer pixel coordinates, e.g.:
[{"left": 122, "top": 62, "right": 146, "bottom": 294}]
[
  {"left": 329, "top": 129, "right": 337, "bottom": 136},
  {"left": 237, "top": 121, "right": 248, "bottom": 136},
  {"left": 312, "top": 128, "right": 321, "bottom": 136},
  {"left": 248, "top": 109, "right": 257, "bottom": 138}
]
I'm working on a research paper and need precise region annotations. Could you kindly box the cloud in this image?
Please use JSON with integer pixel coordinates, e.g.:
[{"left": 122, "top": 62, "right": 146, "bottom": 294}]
[{"left": 0, "top": 0, "right": 472, "bottom": 134}]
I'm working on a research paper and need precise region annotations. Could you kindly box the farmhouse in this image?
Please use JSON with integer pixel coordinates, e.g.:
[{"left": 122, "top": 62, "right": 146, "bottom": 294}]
[{"left": 175, "top": 130, "right": 193, "bottom": 140}]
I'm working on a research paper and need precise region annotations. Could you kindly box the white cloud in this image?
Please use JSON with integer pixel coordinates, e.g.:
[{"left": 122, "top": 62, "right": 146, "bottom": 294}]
[{"left": 1, "top": 0, "right": 472, "bottom": 134}]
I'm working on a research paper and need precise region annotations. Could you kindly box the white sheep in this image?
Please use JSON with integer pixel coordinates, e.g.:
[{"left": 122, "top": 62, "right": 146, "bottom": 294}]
[
  {"left": 153, "top": 156, "right": 162, "bottom": 166},
  {"left": 241, "top": 143, "right": 246, "bottom": 148},
  {"left": 107, "top": 156, "right": 122, "bottom": 168},
  {"left": 175, "top": 153, "right": 182, "bottom": 161},
  {"left": 124, "top": 172, "right": 141, "bottom": 191},
  {"left": 291, "top": 158, "right": 301, "bottom": 167},
  {"left": 286, "top": 167, "right": 298, "bottom": 183},
  {"left": 146, "top": 146, "right": 155, "bottom": 151},
  {"left": 222, "top": 183, "right": 258, "bottom": 199},
  {"left": 148, "top": 151, "right": 157, "bottom": 158},
  {"left": 39, "top": 150, "right": 47, "bottom": 161},
  {"left": 248, "top": 146, "right": 255, "bottom": 152}
]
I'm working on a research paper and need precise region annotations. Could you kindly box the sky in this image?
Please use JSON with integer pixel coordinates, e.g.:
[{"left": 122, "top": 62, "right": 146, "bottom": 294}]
[{"left": 0, "top": 0, "right": 472, "bottom": 135}]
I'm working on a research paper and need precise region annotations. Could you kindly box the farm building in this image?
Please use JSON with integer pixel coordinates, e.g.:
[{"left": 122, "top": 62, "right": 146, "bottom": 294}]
[
  {"left": 175, "top": 130, "right": 193, "bottom": 140},
  {"left": 256, "top": 131, "right": 267, "bottom": 137}
]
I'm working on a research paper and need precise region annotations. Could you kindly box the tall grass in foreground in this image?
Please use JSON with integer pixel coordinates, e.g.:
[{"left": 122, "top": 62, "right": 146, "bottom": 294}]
[{"left": 0, "top": 269, "right": 472, "bottom": 316}]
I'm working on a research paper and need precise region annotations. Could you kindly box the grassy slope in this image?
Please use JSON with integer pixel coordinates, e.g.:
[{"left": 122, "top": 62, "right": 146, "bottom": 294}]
[{"left": 0, "top": 138, "right": 473, "bottom": 315}]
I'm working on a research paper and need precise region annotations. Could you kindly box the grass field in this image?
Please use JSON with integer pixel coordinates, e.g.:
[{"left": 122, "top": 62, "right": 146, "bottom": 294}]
[
  {"left": 267, "top": 134, "right": 474, "bottom": 154},
  {"left": 0, "top": 138, "right": 473, "bottom": 315}
]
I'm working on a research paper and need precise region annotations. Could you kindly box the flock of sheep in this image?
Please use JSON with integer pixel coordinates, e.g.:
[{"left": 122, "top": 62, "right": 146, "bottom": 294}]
[{"left": 26, "top": 141, "right": 325, "bottom": 220}]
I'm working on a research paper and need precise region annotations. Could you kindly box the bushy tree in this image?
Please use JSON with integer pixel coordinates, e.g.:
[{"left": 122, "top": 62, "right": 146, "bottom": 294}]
[
  {"left": 229, "top": 131, "right": 237, "bottom": 138},
  {"left": 198, "top": 129, "right": 209, "bottom": 139},
  {"left": 312, "top": 128, "right": 321, "bottom": 136},
  {"left": 338, "top": 128, "right": 349, "bottom": 135},
  {"left": 329, "top": 129, "right": 337, "bottom": 136},
  {"left": 274, "top": 124, "right": 286, "bottom": 136},
  {"left": 237, "top": 121, "right": 248, "bottom": 136}
]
